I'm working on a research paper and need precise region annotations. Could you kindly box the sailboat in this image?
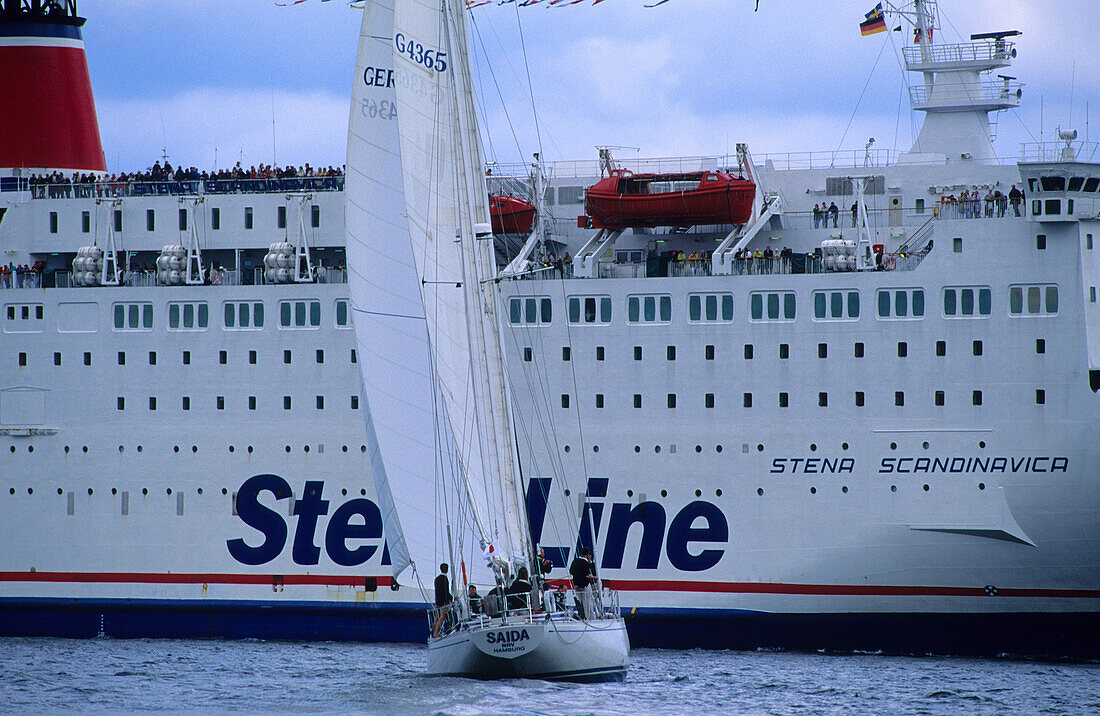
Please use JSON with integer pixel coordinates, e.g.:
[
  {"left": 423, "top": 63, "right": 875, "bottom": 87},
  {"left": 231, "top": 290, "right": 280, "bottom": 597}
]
[{"left": 345, "top": 0, "right": 629, "bottom": 682}]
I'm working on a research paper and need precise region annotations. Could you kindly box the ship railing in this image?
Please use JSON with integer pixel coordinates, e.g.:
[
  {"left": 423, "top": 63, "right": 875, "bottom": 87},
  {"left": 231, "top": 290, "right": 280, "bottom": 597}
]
[
  {"left": 27, "top": 176, "right": 345, "bottom": 200},
  {"left": 0, "top": 272, "right": 43, "bottom": 290},
  {"left": 902, "top": 40, "right": 1016, "bottom": 67},
  {"left": 1019, "top": 140, "right": 1100, "bottom": 163},
  {"left": 427, "top": 583, "right": 620, "bottom": 638},
  {"left": 908, "top": 80, "right": 1022, "bottom": 108},
  {"left": 754, "top": 149, "right": 899, "bottom": 171}
]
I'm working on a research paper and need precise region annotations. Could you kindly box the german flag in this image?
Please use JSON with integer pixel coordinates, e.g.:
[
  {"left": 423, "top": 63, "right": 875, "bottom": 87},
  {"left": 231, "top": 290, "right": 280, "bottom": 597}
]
[{"left": 860, "top": 3, "right": 887, "bottom": 35}]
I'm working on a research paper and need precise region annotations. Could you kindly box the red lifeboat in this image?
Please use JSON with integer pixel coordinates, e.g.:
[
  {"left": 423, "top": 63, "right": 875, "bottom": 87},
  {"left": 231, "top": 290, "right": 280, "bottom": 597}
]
[
  {"left": 584, "top": 169, "right": 755, "bottom": 230},
  {"left": 489, "top": 193, "right": 536, "bottom": 234}
]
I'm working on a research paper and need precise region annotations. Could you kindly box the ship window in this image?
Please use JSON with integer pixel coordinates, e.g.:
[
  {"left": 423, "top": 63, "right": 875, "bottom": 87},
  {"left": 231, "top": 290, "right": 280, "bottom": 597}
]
[
  {"left": 316, "top": 349, "right": 324, "bottom": 364},
  {"left": 813, "top": 290, "right": 858, "bottom": 320},
  {"left": 853, "top": 342, "right": 865, "bottom": 358},
  {"left": 179, "top": 208, "right": 187, "bottom": 231},
  {"left": 1032, "top": 199, "right": 1042, "bottom": 215},
  {"left": 876, "top": 289, "right": 924, "bottom": 320},
  {"left": 278, "top": 300, "right": 321, "bottom": 329},
  {"left": 633, "top": 394, "right": 642, "bottom": 409},
  {"left": 245, "top": 207, "right": 253, "bottom": 229},
  {"left": 114, "top": 209, "right": 123, "bottom": 233},
  {"left": 898, "top": 342, "right": 907, "bottom": 357},
  {"left": 1036, "top": 389, "right": 1046, "bottom": 405},
  {"left": 743, "top": 393, "right": 752, "bottom": 408},
  {"left": 351, "top": 395, "right": 360, "bottom": 410},
  {"left": 750, "top": 291, "right": 795, "bottom": 322},
  {"left": 146, "top": 209, "right": 155, "bottom": 231},
  {"left": 972, "top": 390, "right": 982, "bottom": 406},
  {"left": 634, "top": 346, "right": 642, "bottom": 361},
  {"left": 1009, "top": 284, "right": 1058, "bottom": 316},
  {"left": 84, "top": 351, "right": 92, "bottom": 366},
  {"left": 666, "top": 346, "right": 675, "bottom": 361},
  {"left": 182, "top": 397, "right": 190, "bottom": 411},
  {"left": 211, "top": 207, "right": 220, "bottom": 230},
  {"left": 973, "top": 340, "right": 983, "bottom": 356},
  {"left": 936, "top": 340, "right": 946, "bottom": 356},
  {"left": 335, "top": 300, "right": 349, "bottom": 327},
  {"left": 82, "top": 211, "right": 90, "bottom": 233},
  {"left": 182, "top": 351, "right": 190, "bottom": 365},
  {"left": 55, "top": 352, "right": 61, "bottom": 366},
  {"left": 1036, "top": 338, "right": 1045, "bottom": 354},
  {"left": 49, "top": 211, "right": 58, "bottom": 233},
  {"left": 778, "top": 392, "right": 788, "bottom": 408},
  {"left": 1084, "top": 178, "right": 1100, "bottom": 193},
  {"left": 117, "top": 397, "right": 124, "bottom": 411},
  {"left": 224, "top": 304, "right": 235, "bottom": 328},
  {"left": 895, "top": 391, "right": 904, "bottom": 406},
  {"left": 311, "top": 205, "right": 320, "bottom": 228},
  {"left": 118, "top": 351, "right": 125, "bottom": 366},
  {"left": 596, "top": 394, "right": 604, "bottom": 409},
  {"left": 935, "top": 391, "right": 945, "bottom": 406},
  {"left": 249, "top": 396, "right": 257, "bottom": 410},
  {"left": 915, "top": 199, "right": 925, "bottom": 214},
  {"left": 217, "top": 396, "right": 225, "bottom": 410},
  {"left": 284, "top": 350, "right": 292, "bottom": 364},
  {"left": 1040, "top": 176, "right": 1065, "bottom": 191},
  {"left": 249, "top": 350, "right": 257, "bottom": 365},
  {"left": 705, "top": 393, "right": 715, "bottom": 408},
  {"left": 149, "top": 397, "right": 157, "bottom": 411},
  {"left": 296, "top": 302, "right": 306, "bottom": 326},
  {"left": 855, "top": 391, "right": 865, "bottom": 407},
  {"left": 779, "top": 343, "right": 789, "bottom": 359},
  {"left": 705, "top": 345, "right": 714, "bottom": 360},
  {"left": 626, "top": 294, "right": 672, "bottom": 324},
  {"left": 283, "top": 396, "right": 292, "bottom": 410},
  {"left": 1036, "top": 234, "right": 1046, "bottom": 250},
  {"left": 943, "top": 287, "right": 991, "bottom": 318},
  {"left": 509, "top": 296, "right": 553, "bottom": 325},
  {"left": 817, "top": 343, "right": 827, "bottom": 359},
  {"left": 1068, "top": 177, "right": 1084, "bottom": 192},
  {"left": 818, "top": 392, "right": 827, "bottom": 407},
  {"left": 596, "top": 346, "right": 605, "bottom": 361},
  {"left": 688, "top": 293, "right": 733, "bottom": 323},
  {"left": 667, "top": 394, "right": 676, "bottom": 409},
  {"left": 277, "top": 206, "right": 287, "bottom": 230},
  {"left": 112, "top": 302, "right": 153, "bottom": 332},
  {"left": 744, "top": 344, "right": 753, "bottom": 360},
  {"left": 317, "top": 395, "right": 325, "bottom": 410},
  {"left": 219, "top": 350, "right": 227, "bottom": 365},
  {"left": 310, "top": 301, "right": 321, "bottom": 326}
]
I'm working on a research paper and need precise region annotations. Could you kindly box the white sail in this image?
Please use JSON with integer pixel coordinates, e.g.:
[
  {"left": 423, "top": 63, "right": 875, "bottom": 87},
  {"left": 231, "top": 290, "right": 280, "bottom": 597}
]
[
  {"left": 345, "top": 0, "right": 439, "bottom": 585},
  {"left": 391, "top": 0, "right": 529, "bottom": 565}
]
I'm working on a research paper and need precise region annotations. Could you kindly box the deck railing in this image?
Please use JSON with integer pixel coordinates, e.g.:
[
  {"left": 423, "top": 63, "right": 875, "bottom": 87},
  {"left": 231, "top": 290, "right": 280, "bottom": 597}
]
[{"left": 21, "top": 176, "right": 345, "bottom": 200}]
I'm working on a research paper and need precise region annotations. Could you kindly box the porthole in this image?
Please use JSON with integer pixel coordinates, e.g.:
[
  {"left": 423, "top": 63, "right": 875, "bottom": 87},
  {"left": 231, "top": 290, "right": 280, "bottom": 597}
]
[
  {"left": 660, "top": 489, "right": 668, "bottom": 498},
  {"left": 695, "top": 489, "right": 702, "bottom": 497},
  {"left": 173, "top": 445, "right": 179, "bottom": 453},
  {"left": 809, "top": 443, "right": 817, "bottom": 452},
  {"left": 810, "top": 486, "right": 817, "bottom": 495},
  {"left": 166, "top": 488, "right": 172, "bottom": 495},
  {"left": 978, "top": 441, "right": 986, "bottom": 449},
  {"left": 841, "top": 486, "right": 848, "bottom": 494},
  {"left": 592, "top": 445, "right": 599, "bottom": 453},
  {"left": 197, "top": 488, "right": 204, "bottom": 495},
  {"left": 342, "top": 445, "right": 348, "bottom": 453},
  {"left": 923, "top": 484, "right": 930, "bottom": 491},
  {"left": 841, "top": 442, "right": 849, "bottom": 451},
  {"left": 8, "top": 446, "right": 13, "bottom": 453},
  {"left": 285, "top": 446, "right": 291, "bottom": 453},
  {"left": 222, "top": 488, "right": 228, "bottom": 495},
  {"left": 757, "top": 488, "right": 764, "bottom": 496},
  {"left": 82, "top": 446, "right": 88, "bottom": 454},
  {"left": 28, "top": 488, "right": 34, "bottom": 495},
  {"left": 654, "top": 445, "right": 661, "bottom": 454},
  {"left": 229, "top": 445, "right": 235, "bottom": 453},
  {"left": 890, "top": 485, "right": 897, "bottom": 493},
  {"left": 922, "top": 441, "right": 930, "bottom": 450},
  {"left": 360, "top": 489, "right": 366, "bottom": 496},
  {"left": 634, "top": 445, "right": 641, "bottom": 453},
  {"left": 627, "top": 490, "right": 634, "bottom": 498},
  {"left": 978, "top": 482, "right": 986, "bottom": 491},
  {"left": 137, "top": 445, "right": 143, "bottom": 453},
  {"left": 57, "top": 488, "right": 63, "bottom": 495},
  {"left": 756, "top": 444, "right": 764, "bottom": 452},
  {"left": 118, "top": 445, "right": 124, "bottom": 453},
  {"left": 64, "top": 446, "right": 70, "bottom": 454},
  {"left": 361, "top": 445, "right": 367, "bottom": 452},
  {"left": 247, "top": 446, "right": 254, "bottom": 454},
  {"left": 191, "top": 445, "right": 197, "bottom": 453},
  {"left": 142, "top": 488, "right": 148, "bottom": 496},
  {"left": 304, "top": 445, "right": 310, "bottom": 453},
  {"left": 564, "top": 489, "right": 571, "bottom": 497},
  {"left": 341, "top": 488, "right": 348, "bottom": 496},
  {"left": 8, "top": 488, "right": 13, "bottom": 495},
  {"left": 87, "top": 488, "right": 93, "bottom": 495},
  {"left": 695, "top": 445, "right": 702, "bottom": 453},
  {"left": 890, "top": 442, "right": 897, "bottom": 450},
  {"left": 715, "top": 445, "right": 723, "bottom": 453},
  {"left": 27, "top": 445, "right": 33, "bottom": 454},
  {"left": 715, "top": 489, "right": 722, "bottom": 497},
  {"left": 564, "top": 445, "right": 571, "bottom": 453}
]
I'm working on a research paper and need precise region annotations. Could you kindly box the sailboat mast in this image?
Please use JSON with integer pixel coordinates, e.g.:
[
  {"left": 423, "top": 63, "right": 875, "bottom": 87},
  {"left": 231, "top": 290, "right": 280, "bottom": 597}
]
[{"left": 445, "top": 0, "right": 531, "bottom": 566}]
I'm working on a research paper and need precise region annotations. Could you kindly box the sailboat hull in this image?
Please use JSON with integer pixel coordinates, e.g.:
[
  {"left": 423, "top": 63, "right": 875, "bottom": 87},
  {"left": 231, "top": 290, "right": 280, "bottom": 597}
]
[{"left": 426, "top": 614, "right": 629, "bottom": 682}]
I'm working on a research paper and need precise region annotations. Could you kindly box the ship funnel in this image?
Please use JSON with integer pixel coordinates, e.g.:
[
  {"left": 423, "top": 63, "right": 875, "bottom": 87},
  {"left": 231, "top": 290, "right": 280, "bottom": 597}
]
[{"left": 0, "top": 0, "right": 106, "bottom": 173}]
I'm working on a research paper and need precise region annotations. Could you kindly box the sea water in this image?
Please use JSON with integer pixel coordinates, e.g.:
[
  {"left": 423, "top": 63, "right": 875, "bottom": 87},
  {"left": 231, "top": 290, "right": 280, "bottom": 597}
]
[{"left": 1, "top": 638, "right": 1096, "bottom": 714}]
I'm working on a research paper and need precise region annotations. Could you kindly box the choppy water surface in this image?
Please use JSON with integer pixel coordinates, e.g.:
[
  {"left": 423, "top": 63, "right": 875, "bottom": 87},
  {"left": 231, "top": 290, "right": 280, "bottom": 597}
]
[{"left": 1, "top": 638, "right": 1096, "bottom": 714}]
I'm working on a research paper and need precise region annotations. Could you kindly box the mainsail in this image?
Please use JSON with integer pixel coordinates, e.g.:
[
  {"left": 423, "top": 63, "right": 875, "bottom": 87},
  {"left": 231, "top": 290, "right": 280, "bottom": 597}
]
[
  {"left": 345, "top": 0, "right": 440, "bottom": 584},
  {"left": 392, "top": 0, "right": 529, "bottom": 565}
]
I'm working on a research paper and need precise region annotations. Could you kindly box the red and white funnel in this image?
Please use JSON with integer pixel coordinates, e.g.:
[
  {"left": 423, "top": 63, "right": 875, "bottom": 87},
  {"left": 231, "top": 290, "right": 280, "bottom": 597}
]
[{"left": 0, "top": 1, "right": 106, "bottom": 173}]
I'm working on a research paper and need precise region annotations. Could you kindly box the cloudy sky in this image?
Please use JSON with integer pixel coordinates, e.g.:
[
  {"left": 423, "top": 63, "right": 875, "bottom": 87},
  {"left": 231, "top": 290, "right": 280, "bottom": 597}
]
[{"left": 81, "top": 0, "right": 1097, "bottom": 173}]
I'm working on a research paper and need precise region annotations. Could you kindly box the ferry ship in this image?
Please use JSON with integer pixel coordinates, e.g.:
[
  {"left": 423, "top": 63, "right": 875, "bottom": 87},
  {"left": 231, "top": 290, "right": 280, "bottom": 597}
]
[{"left": 1, "top": 0, "right": 1097, "bottom": 655}]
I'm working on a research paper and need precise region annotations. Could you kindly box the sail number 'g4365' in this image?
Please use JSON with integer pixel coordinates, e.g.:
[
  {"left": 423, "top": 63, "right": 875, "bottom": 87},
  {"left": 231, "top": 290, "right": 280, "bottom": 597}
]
[{"left": 394, "top": 33, "right": 447, "bottom": 72}]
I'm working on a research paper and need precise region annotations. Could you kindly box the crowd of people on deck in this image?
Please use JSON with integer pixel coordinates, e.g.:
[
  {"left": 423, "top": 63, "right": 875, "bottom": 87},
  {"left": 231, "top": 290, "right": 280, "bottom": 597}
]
[
  {"left": 24, "top": 161, "right": 345, "bottom": 198},
  {"left": 936, "top": 185, "right": 1024, "bottom": 219},
  {"left": 0, "top": 262, "right": 44, "bottom": 289}
]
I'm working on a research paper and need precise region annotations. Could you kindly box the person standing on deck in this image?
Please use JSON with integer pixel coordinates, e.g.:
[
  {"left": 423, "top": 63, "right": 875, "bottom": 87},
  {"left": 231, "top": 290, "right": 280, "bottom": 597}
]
[{"left": 432, "top": 563, "right": 452, "bottom": 636}]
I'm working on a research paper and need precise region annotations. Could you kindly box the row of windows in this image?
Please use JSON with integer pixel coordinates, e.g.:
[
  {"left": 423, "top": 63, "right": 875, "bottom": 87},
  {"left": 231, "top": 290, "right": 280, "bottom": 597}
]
[
  {"left": 524, "top": 338, "right": 1048, "bottom": 365},
  {"left": 15, "top": 348, "right": 359, "bottom": 367},
  {"left": 508, "top": 286, "right": 1058, "bottom": 327},
  {"left": 7, "top": 443, "right": 373, "bottom": 458},
  {"left": 559, "top": 388, "right": 1047, "bottom": 409},
  {"left": 50, "top": 205, "right": 323, "bottom": 235},
  {"left": 114, "top": 395, "right": 361, "bottom": 411},
  {"left": 110, "top": 300, "right": 350, "bottom": 331}
]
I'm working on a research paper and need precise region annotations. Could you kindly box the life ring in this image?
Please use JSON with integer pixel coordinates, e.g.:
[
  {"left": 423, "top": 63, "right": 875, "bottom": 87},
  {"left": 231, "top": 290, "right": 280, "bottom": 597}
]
[
  {"left": 884, "top": 256, "right": 896, "bottom": 271},
  {"left": 211, "top": 271, "right": 222, "bottom": 285}
]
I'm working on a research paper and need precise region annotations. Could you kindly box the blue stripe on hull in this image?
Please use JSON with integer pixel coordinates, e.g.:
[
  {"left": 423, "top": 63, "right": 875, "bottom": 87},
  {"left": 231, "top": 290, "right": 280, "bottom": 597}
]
[{"left": 2, "top": 598, "right": 1097, "bottom": 657}]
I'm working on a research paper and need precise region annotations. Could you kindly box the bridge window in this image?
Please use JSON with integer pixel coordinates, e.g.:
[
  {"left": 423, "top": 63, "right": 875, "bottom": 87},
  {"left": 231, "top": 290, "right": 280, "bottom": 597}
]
[
  {"left": 1068, "top": 177, "right": 1084, "bottom": 192},
  {"left": 567, "top": 295, "right": 611, "bottom": 324},
  {"left": 1009, "top": 285, "right": 1058, "bottom": 316},
  {"left": 509, "top": 296, "right": 553, "bottom": 325},
  {"left": 1084, "top": 178, "right": 1099, "bottom": 193},
  {"left": 627, "top": 295, "right": 672, "bottom": 324},
  {"left": 1040, "top": 176, "right": 1065, "bottom": 192}
]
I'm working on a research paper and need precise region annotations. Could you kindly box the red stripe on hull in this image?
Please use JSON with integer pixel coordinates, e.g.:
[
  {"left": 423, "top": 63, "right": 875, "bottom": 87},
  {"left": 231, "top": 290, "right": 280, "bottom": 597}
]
[
  {"left": 0, "top": 571, "right": 392, "bottom": 587},
  {"left": 0, "top": 45, "right": 106, "bottom": 172}
]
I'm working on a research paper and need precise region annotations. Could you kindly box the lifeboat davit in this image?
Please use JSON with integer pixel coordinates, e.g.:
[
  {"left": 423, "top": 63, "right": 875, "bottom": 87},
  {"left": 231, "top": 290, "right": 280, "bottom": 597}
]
[
  {"left": 584, "top": 169, "right": 755, "bottom": 230},
  {"left": 489, "top": 193, "right": 536, "bottom": 234}
]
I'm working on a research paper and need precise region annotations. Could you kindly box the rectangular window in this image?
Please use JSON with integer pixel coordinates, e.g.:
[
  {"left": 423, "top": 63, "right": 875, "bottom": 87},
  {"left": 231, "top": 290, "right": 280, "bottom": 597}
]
[
  {"left": 54, "top": 352, "right": 61, "bottom": 366},
  {"left": 634, "top": 346, "right": 642, "bottom": 361},
  {"left": 167, "top": 302, "right": 208, "bottom": 331},
  {"left": 633, "top": 394, "right": 642, "bottom": 409},
  {"left": 596, "top": 346, "right": 605, "bottom": 361},
  {"left": 249, "top": 350, "right": 257, "bottom": 365},
  {"left": 146, "top": 209, "right": 155, "bottom": 231},
  {"left": 626, "top": 294, "right": 672, "bottom": 324},
  {"left": 351, "top": 395, "right": 360, "bottom": 410},
  {"left": 217, "top": 396, "right": 225, "bottom": 410},
  {"left": 18, "top": 352, "right": 27, "bottom": 366},
  {"left": 84, "top": 352, "right": 91, "bottom": 366},
  {"left": 509, "top": 296, "right": 554, "bottom": 325},
  {"left": 523, "top": 347, "right": 531, "bottom": 362},
  {"left": 596, "top": 394, "right": 604, "bottom": 409},
  {"left": 82, "top": 211, "right": 90, "bottom": 233},
  {"left": 335, "top": 300, "right": 349, "bottom": 327},
  {"left": 182, "top": 396, "right": 190, "bottom": 411},
  {"left": 49, "top": 211, "right": 58, "bottom": 233},
  {"left": 112, "top": 303, "right": 153, "bottom": 332},
  {"left": 178, "top": 208, "right": 187, "bottom": 231},
  {"left": 1010, "top": 284, "right": 1059, "bottom": 316},
  {"left": 249, "top": 396, "right": 257, "bottom": 411},
  {"left": 284, "top": 349, "right": 292, "bottom": 364},
  {"left": 972, "top": 390, "right": 983, "bottom": 406},
  {"left": 935, "top": 390, "right": 945, "bottom": 406},
  {"left": 283, "top": 396, "right": 292, "bottom": 410},
  {"left": 898, "top": 342, "right": 907, "bottom": 358},
  {"left": 744, "top": 344, "right": 753, "bottom": 360},
  {"left": 562, "top": 347, "right": 571, "bottom": 361},
  {"left": 114, "top": 209, "right": 123, "bottom": 233},
  {"left": 1036, "top": 339, "right": 1045, "bottom": 354},
  {"left": 973, "top": 340, "right": 983, "bottom": 356},
  {"left": 818, "top": 392, "right": 828, "bottom": 407},
  {"left": 666, "top": 346, "right": 676, "bottom": 361},
  {"left": 562, "top": 394, "right": 571, "bottom": 409},
  {"left": 855, "top": 391, "right": 865, "bottom": 407},
  {"left": 895, "top": 391, "right": 905, "bottom": 406},
  {"left": 219, "top": 350, "right": 227, "bottom": 365},
  {"left": 245, "top": 207, "right": 253, "bottom": 230},
  {"left": 183, "top": 351, "right": 191, "bottom": 365},
  {"left": 117, "top": 351, "right": 125, "bottom": 366},
  {"left": 211, "top": 207, "right": 220, "bottom": 231},
  {"left": 779, "top": 343, "right": 789, "bottom": 359},
  {"left": 1036, "top": 234, "right": 1046, "bottom": 250},
  {"left": 944, "top": 286, "right": 992, "bottom": 318},
  {"left": 316, "top": 349, "right": 324, "bottom": 364},
  {"left": 705, "top": 345, "right": 714, "bottom": 361},
  {"left": 311, "top": 205, "right": 320, "bottom": 228},
  {"left": 817, "top": 343, "right": 827, "bottom": 359},
  {"left": 688, "top": 293, "right": 733, "bottom": 323},
  {"left": 277, "top": 206, "right": 287, "bottom": 229},
  {"left": 854, "top": 342, "right": 864, "bottom": 358},
  {"left": 779, "top": 392, "right": 789, "bottom": 408},
  {"left": 316, "top": 395, "right": 325, "bottom": 410},
  {"left": 743, "top": 393, "right": 752, "bottom": 408},
  {"left": 936, "top": 340, "right": 946, "bottom": 357},
  {"left": 1036, "top": 389, "right": 1045, "bottom": 405},
  {"left": 876, "top": 289, "right": 925, "bottom": 320},
  {"left": 705, "top": 393, "right": 715, "bottom": 408},
  {"left": 117, "top": 397, "right": 124, "bottom": 411},
  {"left": 667, "top": 394, "right": 676, "bottom": 409},
  {"left": 813, "top": 290, "right": 859, "bottom": 320},
  {"left": 149, "top": 397, "right": 157, "bottom": 411}
]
